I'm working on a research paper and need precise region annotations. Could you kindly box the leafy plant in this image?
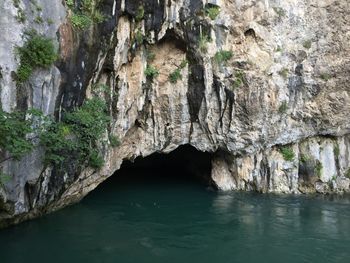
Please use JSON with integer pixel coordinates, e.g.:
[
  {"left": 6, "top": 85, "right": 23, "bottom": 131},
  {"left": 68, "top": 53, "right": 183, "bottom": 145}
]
[
  {"left": 205, "top": 5, "right": 220, "bottom": 20},
  {"left": 278, "top": 101, "right": 288, "bottom": 114},
  {"left": 135, "top": 5, "right": 144, "bottom": 22},
  {"left": 145, "top": 65, "right": 159, "bottom": 80},
  {"left": 15, "top": 9, "right": 26, "bottom": 23},
  {"left": 315, "top": 161, "right": 323, "bottom": 178},
  {"left": 146, "top": 50, "right": 155, "bottom": 62},
  {"left": 198, "top": 33, "right": 210, "bottom": 53},
  {"left": 179, "top": 59, "right": 188, "bottom": 69},
  {"left": 71, "top": 13, "right": 92, "bottom": 29},
  {"left": 34, "top": 16, "right": 44, "bottom": 24},
  {"left": 214, "top": 50, "right": 233, "bottom": 64},
  {"left": 168, "top": 59, "right": 188, "bottom": 84},
  {"left": 169, "top": 68, "right": 182, "bottom": 84},
  {"left": 278, "top": 68, "right": 289, "bottom": 79},
  {"left": 273, "top": 7, "right": 286, "bottom": 17},
  {"left": 280, "top": 146, "right": 295, "bottom": 161},
  {"left": 232, "top": 71, "right": 244, "bottom": 89},
  {"left": 135, "top": 30, "right": 144, "bottom": 45},
  {"left": 0, "top": 109, "right": 40, "bottom": 161},
  {"left": 47, "top": 18, "right": 54, "bottom": 25},
  {"left": 334, "top": 144, "right": 340, "bottom": 158},
  {"left": 303, "top": 40, "right": 312, "bottom": 49},
  {"left": 40, "top": 98, "right": 110, "bottom": 169},
  {"left": 12, "top": 0, "right": 20, "bottom": 8},
  {"left": 16, "top": 31, "right": 57, "bottom": 82},
  {"left": 275, "top": 46, "right": 283, "bottom": 52},
  {"left": 0, "top": 171, "right": 11, "bottom": 188},
  {"left": 68, "top": 0, "right": 106, "bottom": 30},
  {"left": 109, "top": 135, "right": 120, "bottom": 147},
  {"left": 39, "top": 122, "right": 77, "bottom": 165},
  {"left": 300, "top": 154, "right": 310, "bottom": 163},
  {"left": 65, "top": 0, "right": 74, "bottom": 8},
  {"left": 320, "top": 73, "right": 331, "bottom": 81},
  {"left": 88, "top": 150, "right": 104, "bottom": 169}
]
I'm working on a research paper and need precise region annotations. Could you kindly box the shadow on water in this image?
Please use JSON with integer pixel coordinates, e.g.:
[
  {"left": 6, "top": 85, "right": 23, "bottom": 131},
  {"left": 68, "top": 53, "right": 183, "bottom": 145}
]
[{"left": 1, "top": 145, "right": 350, "bottom": 263}]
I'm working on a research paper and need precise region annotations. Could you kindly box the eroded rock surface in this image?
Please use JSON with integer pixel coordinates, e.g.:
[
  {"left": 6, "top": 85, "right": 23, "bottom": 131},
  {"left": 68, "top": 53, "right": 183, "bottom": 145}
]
[{"left": 0, "top": 0, "right": 350, "bottom": 227}]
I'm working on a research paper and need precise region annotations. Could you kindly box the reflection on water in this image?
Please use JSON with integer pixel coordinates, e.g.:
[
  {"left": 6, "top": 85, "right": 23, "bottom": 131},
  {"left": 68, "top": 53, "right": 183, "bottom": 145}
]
[{"left": 0, "top": 174, "right": 350, "bottom": 263}]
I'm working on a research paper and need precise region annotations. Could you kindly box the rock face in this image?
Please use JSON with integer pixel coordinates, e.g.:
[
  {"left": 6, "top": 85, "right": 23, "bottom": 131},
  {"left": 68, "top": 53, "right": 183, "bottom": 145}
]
[{"left": 0, "top": 0, "right": 350, "bottom": 227}]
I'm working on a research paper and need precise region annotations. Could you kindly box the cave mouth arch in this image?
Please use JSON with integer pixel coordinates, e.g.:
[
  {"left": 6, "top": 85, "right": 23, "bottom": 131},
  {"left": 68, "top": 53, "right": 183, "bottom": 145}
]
[{"left": 99, "top": 145, "right": 214, "bottom": 190}]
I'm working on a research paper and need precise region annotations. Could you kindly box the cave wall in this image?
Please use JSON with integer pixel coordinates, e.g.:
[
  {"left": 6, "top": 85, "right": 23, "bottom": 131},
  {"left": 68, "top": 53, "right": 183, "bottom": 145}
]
[{"left": 0, "top": 0, "right": 350, "bottom": 227}]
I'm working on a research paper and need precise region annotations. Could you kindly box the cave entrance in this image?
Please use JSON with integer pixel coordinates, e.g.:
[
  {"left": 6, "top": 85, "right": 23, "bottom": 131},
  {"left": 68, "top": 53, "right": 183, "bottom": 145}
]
[{"left": 99, "top": 145, "right": 213, "bottom": 189}]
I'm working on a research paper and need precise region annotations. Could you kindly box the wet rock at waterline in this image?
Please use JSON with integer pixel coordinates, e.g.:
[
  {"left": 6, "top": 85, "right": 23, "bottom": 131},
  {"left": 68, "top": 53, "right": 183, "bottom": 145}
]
[{"left": 1, "top": 0, "right": 350, "bottom": 227}]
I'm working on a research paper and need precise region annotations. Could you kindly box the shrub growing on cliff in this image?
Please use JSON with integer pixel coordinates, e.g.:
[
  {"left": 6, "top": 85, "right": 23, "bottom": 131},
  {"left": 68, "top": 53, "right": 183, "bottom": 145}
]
[
  {"left": 0, "top": 109, "right": 43, "bottom": 161},
  {"left": 315, "top": 161, "right": 323, "bottom": 178},
  {"left": 135, "top": 30, "right": 144, "bottom": 45},
  {"left": 0, "top": 171, "right": 11, "bottom": 187},
  {"left": 71, "top": 13, "right": 92, "bottom": 29},
  {"left": 214, "top": 50, "right": 233, "bottom": 65},
  {"left": 232, "top": 71, "right": 244, "bottom": 89},
  {"left": 16, "top": 31, "right": 57, "bottom": 82},
  {"left": 40, "top": 98, "right": 111, "bottom": 169},
  {"left": 135, "top": 5, "right": 144, "bottom": 22},
  {"left": 145, "top": 65, "right": 159, "bottom": 80},
  {"left": 169, "top": 69, "right": 181, "bottom": 83},
  {"left": 67, "top": 0, "right": 106, "bottom": 29},
  {"left": 0, "top": 110, "right": 32, "bottom": 160},
  {"left": 198, "top": 33, "right": 210, "bottom": 53},
  {"left": 303, "top": 40, "right": 312, "bottom": 49},
  {"left": 168, "top": 59, "right": 188, "bottom": 84},
  {"left": 278, "top": 101, "right": 288, "bottom": 114},
  {"left": 280, "top": 146, "right": 295, "bottom": 161},
  {"left": 109, "top": 135, "right": 120, "bottom": 147},
  {"left": 205, "top": 5, "right": 220, "bottom": 20}
]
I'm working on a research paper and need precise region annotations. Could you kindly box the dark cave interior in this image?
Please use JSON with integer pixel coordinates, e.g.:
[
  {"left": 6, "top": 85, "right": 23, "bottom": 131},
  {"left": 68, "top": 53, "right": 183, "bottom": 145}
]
[{"left": 100, "top": 145, "right": 214, "bottom": 187}]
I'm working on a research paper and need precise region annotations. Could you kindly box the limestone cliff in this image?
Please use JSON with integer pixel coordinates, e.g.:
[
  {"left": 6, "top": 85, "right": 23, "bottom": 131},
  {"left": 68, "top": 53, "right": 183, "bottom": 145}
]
[{"left": 0, "top": 0, "right": 349, "bottom": 228}]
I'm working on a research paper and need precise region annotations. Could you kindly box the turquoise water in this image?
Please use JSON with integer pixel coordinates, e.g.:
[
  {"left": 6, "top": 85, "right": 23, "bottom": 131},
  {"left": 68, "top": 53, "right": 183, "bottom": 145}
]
[{"left": 1, "top": 165, "right": 350, "bottom": 263}]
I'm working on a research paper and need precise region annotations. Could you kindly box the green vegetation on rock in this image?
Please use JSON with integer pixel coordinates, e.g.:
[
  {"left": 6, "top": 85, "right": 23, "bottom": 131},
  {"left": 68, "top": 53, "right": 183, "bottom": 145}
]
[
  {"left": 145, "top": 65, "right": 159, "bottom": 80},
  {"left": 273, "top": 7, "right": 286, "bottom": 17},
  {"left": 16, "top": 31, "right": 57, "bottom": 83},
  {"left": 0, "top": 109, "right": 38, "bottom": 160},
  {"left": 278, "top": 101, "right": 288, "bottom": 114},
  {"left": 66, "top": 0, "right": 106, "bottom": 30},
  {"left": 169, "top": 69, "right": 182, "bottom": 84},
  {"left": 198, "top": 33, "right": 210, "bottom": 53},
  {"left": 41, "top": 98, "right": 111, "bottom": 168},
  {"left": 303, "top": 40, "right": 312, "bottom": 49},
  {"left": 135, "top": 5, "right": 145, "bottom": 22},
  {"left": 334, "top": 144, "right": 340, "bottom": 158},
  {"left": 315, "top": 161, "right": 323, "bottom": 178},
  {"left": 205, "top": 5, "right": 220, "bottom": 20},
  {"left": 278, "top": 68, "right": 289, "bottom": 79},
  {"left": 300, "top": 154, "right": 310, "bottom": 163},
  {"left": 12, "top": 0, "right": 26, "bottom": 23},
  {"left": 0, "top": 96, "right": 118, "bottom": 185},
  {"left": 135, "top": 30, "right": 144, "bottom": 45},
  {"left": 280, "top": 146, "right": 295, "bottom": 161},
  {"left": 214, "top": 50, "right": 233, "bottom": 65},
  {"left": 320, "top": 73, "right": 331, "bottom": 81},
  {"left": 71, "top": 13, "right": 92, "bottom": 29},
  {"left": 0, "top": 172, "right": 11, "bottom": 187},
  {"left": 232, "top": 71, "right": 244, "bottom": 89},
  {"left": 168, "top": 60, "right": 188, "bottom": 84}
]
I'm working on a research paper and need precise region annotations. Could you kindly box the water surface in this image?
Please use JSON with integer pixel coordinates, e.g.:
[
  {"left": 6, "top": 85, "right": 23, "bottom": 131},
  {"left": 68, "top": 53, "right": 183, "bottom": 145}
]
[{"left": 1, "top": 167, "right": 350, "bottom": 263}]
